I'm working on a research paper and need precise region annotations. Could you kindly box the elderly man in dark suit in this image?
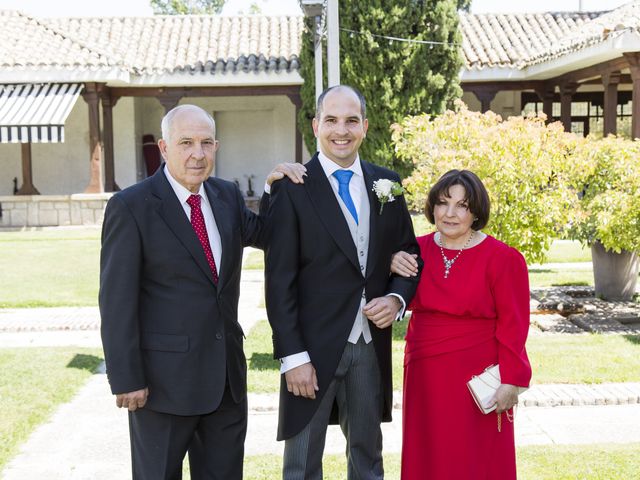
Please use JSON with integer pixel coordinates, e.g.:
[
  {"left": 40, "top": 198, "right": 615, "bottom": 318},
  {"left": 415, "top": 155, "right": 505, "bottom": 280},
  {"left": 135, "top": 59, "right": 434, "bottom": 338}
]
[
  {"left": 99, "top": 104, "right": 304, "bottom": 480},
  {"left": 265, "top": 86, "right": 422, "bottom": 479}
]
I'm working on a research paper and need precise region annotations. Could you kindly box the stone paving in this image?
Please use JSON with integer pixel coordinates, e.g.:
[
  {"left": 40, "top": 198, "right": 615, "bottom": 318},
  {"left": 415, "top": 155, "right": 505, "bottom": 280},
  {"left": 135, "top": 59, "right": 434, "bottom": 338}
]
[
  {"left": 0, "top": 307, "right": 100, "bottom": 332},
  {"left": 531, "top": 286, "right": 640, "bottom": 334}
]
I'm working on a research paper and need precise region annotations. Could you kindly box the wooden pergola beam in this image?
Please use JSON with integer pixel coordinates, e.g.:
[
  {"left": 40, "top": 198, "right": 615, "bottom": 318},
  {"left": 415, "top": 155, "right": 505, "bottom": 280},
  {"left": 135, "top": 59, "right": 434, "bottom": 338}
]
[
  {"left": 559, "top": 81, "right": 579, "bottom": 132},
  {"left": 101, "top": 89, "right": 120, "bottom": 192},
  {"left": 110, "top": 85, "right": 301, "bottom": 100},
  {"left": 601, "top": 71, "right": 621, "bottom": 136},
  {"left": 534, "top": 83, "right": 556, "bottom": 122},
  {"left": 554, "top": 56, "right": 630, "bottom": 85},
  {"left": 286, "top": 92, "right": 303, "bottom": 163},
  {"left": 82, "top": 82, "right": 105, "bottom": 194},
  {"left": 623, "top": 52, "right": 640, "bottom": 139},
  {"left": 463, "top": 57, "right": 633, "bottom": 94},
  {"left": 463, "top": 80, "right": 549, "bottom": 92},
  {"left": 16, "top": 143, "right": 40, "bottom": 195}
]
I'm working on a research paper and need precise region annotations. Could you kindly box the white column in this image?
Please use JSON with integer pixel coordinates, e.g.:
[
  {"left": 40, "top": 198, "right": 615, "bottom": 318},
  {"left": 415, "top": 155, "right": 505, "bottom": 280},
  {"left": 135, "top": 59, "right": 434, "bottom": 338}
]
[
  {"left": 326, "top": 0, "right": 340, "bottom": 87},
  {"left": 314, "top": 14, "right": 324, "bottom": 102}
]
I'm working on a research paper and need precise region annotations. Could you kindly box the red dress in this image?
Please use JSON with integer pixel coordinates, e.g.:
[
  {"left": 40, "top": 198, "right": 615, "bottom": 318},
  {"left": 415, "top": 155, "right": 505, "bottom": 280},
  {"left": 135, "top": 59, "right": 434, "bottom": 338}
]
[{"left": 401, "top": 233, "right": 531, "bottom": 480}]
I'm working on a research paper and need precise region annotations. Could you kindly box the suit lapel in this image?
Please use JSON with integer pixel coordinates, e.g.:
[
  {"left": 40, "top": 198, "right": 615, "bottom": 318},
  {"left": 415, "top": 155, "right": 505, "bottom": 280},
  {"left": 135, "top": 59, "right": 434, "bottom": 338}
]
[
  {"left": 204, "top": 179, "right": 232, "bottom": 292},
  {"left": 362, "top": 161, "right": 380, "bottom": 280},
  {"left": 150, "top": 167, "right": 217, "bottom": 287},
  {"left": 304, "top": 156, "right": 360, "bottom": 271}
]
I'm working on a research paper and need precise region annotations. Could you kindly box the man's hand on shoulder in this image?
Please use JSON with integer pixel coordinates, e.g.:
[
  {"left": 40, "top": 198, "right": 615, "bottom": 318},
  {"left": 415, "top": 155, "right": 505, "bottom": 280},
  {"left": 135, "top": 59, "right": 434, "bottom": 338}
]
[
  {"left": 266, "top": 163, "right": 307, "bottom": 186},
  {"left": 116, "top": 387, "right": 149, "bottom": 412},
  {"left": 363, "top": 296, "right": 402, "bottom": 329},
  {"left": 284, "top": 362, "right": 319, "bottom": 400}
]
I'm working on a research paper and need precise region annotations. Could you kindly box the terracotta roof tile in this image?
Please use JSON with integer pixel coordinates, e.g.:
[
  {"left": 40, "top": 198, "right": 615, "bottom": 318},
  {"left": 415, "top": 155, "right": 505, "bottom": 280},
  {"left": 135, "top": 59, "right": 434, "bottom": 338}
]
[
  {"left": 45, "top": 14, "right": 304, "bottom": 75},
  {"left": 460, "top": 10, "right": 604, "bottom": 69},
  {"left": 2, "top": 5, "right": 639, "bottom": 77},
  {"left": 531, "top": 2, "right": 640, "bottom": 66},
  {"left": 0, "top": 10, "right": 121, "bottom": 71}
]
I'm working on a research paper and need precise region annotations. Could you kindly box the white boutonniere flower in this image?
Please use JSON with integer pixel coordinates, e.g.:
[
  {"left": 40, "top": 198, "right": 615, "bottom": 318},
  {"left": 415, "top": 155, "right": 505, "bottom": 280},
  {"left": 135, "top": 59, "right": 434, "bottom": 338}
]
[{"left": 372, "top": 179, "right": 405, "bottom": 214}]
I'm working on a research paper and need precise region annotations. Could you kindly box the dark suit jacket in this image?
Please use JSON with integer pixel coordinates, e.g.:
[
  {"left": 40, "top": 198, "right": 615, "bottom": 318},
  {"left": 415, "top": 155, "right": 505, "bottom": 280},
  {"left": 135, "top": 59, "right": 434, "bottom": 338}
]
[
  {"left": 99, "top": 166, "right": 265, "bottom": 416},
  {"left": 265, "top": 154, "right": 421, "bottom": 440}
]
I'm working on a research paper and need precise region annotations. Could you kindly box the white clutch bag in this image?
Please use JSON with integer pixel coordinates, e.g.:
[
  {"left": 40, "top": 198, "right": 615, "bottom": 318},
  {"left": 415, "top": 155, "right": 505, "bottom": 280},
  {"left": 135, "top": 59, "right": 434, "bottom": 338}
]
[{"left": 467, "top": 365, "right": 528, "bottom": 414}]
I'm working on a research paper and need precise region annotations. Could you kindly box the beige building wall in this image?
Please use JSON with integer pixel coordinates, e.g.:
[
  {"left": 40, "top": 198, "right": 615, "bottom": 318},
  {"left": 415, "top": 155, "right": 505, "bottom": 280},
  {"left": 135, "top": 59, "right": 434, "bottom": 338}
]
[
  {"left": 462, "top": 90, "right": 523, "bottom": 119},
  {"left": 0, "top": 143, "right": 20, "bottom": 196},
  {"left": 112, "top": 97, "right": 138, "bottom": 190},
  {"left": 26, "top": 100, "right": 89, "bottom": 194},
  {"left": 0, "top": 99, "right": 89, "bottom": 196},
  {"left": 136, "top": 94, "right": 299, "bottom": 195},
  {"left": 1, "top": 94, "right": 303, "bottom": 197}
]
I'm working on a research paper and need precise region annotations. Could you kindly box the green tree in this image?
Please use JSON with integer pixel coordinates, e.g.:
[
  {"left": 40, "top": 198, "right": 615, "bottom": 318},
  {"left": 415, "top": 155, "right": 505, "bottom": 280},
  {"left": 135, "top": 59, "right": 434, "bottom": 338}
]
[
  {"left": 298, "top": 1, "right": 467, "bottom": 176},
  {"left": 150, "top": 0, "right": 225, "bottom": 14},
  {"left": 248, "top": 2, "right": 262, "bottom": 15}
]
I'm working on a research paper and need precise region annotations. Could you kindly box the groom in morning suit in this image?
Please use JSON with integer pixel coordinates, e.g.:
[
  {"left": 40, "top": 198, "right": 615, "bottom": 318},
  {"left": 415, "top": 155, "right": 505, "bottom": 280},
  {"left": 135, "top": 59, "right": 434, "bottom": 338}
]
[
  {"left": 265, "top": 86, "right": 422, "bottom": 479},
  {"left": 99, "top": 104, "right": 304, "bottom": 480}
]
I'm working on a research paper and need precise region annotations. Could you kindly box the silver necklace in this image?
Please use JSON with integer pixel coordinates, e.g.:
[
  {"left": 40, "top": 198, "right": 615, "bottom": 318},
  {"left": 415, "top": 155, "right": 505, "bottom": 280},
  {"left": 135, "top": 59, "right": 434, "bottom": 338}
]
[{"left": 438, "top": 231, "right": 475, "bottom": 279}]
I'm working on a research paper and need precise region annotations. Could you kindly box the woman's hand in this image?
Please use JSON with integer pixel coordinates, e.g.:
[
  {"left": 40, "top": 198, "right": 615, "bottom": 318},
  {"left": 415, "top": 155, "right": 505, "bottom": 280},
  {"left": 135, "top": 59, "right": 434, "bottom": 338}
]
[
  {"left": 390, "top": 251, "right": 419, "bottom": 277},
  {"left": 489, "top": 384, "right": 519, "bottom": 413}
]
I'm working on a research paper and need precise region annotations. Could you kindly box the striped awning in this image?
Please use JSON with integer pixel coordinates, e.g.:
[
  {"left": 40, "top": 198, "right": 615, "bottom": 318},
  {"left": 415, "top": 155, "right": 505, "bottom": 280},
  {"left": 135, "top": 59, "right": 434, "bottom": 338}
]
[{"left": 0, "top": 83, "right": 83, "bottom": 143}]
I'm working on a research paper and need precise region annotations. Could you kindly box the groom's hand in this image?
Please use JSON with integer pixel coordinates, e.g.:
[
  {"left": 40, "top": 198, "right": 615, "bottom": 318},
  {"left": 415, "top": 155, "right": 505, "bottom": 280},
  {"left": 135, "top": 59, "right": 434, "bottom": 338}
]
[
  {"left": 363, "top": 296, "right": 402, "bottom": 329},
  {"left": 285, "top": 362, "right": 319, "bottom": 399},
  {"left": 116, "top": 387, "right": 149, "bottom": 412}
]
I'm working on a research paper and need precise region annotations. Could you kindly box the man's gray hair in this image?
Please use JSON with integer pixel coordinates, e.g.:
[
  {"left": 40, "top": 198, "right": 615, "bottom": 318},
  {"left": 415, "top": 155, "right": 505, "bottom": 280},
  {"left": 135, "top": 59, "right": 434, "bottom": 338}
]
[{"left": 160, "top": 104, "right": 216, "bottom": 141}]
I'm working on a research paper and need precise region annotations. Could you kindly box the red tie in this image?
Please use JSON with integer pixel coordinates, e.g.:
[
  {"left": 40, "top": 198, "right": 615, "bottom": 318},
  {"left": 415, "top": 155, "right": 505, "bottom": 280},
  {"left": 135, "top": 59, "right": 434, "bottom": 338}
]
[{"left": 187, "top": 194, "right": 219, "bottom": 285}]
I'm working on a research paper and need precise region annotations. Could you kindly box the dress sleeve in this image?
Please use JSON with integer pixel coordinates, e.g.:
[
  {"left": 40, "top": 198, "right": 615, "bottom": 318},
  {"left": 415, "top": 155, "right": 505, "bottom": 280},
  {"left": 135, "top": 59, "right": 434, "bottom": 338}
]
[{"left": 492, "top": 246, "right": 532, "bottom": 387}]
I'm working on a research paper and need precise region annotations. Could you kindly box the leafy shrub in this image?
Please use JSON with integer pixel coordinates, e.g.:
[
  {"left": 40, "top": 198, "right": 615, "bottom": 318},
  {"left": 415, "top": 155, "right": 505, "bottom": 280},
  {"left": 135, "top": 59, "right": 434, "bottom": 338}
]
[
  {"left": 567, "top": 136, "right": 640, "bottom": 253},
  {"left": 392, "top": 102, "right": 580, "bottom": 263}
]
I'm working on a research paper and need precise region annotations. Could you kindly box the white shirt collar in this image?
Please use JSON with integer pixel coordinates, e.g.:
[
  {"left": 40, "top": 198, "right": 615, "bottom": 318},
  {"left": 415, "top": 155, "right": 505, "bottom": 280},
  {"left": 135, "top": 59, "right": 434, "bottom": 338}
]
[
  {"left": 163, "top": 165, "right": 207, "bottom": 205},
  {"left": 317, "top": 151, "right": 363, "bottom": 179}
]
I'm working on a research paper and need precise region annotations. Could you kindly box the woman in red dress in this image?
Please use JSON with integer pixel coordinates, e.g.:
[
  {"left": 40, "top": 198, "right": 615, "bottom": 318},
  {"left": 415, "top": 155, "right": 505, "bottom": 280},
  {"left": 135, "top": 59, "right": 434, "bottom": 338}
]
[{"left": 392, "top": 170, "right": 531, "bottom": 479}]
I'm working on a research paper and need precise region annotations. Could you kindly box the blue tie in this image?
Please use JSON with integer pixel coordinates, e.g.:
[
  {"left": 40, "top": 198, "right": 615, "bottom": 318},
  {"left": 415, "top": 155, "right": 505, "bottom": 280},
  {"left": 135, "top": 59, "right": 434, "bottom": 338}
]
[{"left": 333, "top": 170, "right": 358, "bottom": 225}]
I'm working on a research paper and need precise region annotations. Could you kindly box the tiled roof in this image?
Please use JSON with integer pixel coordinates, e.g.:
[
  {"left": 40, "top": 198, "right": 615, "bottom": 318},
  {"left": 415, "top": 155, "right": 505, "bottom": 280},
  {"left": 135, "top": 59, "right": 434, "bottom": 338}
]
[
  {"left": 461, "top": 2, "right": 640, "bottom": 70},
  {"left": 0, "top": 10, "right": 122, "bottom": 71},
  {"left": 538, "top": 2, "right": 640, "bottom": 66},
  {"left": 1, "top": 4, "right": 639, "bottom": 78},
  {"left": 46, "top": 15, "right": 303, "bottom": 75},
  {"left": 460, "top": 11, "right": 604, "bottom": 69},
  {"left": 0, "top": 10, "right": 302, "bottom": 76}
]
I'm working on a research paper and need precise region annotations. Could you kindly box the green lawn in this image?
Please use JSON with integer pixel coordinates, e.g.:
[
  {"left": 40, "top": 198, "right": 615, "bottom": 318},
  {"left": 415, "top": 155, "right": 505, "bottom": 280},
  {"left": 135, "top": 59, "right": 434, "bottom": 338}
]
[
  {"left": 236, "top": 443, "right": 640, "bottom": 479},
  {"left": 242, "top": 250, "right": 265, "bottom": 270},
  {"left": 517, "top": 443, "right": 640, "bottom": 479},
  {"left": 527, "top": 334, "right": 640, "bottom": 384},
  {"left": 244, "top": 320, "right": 640, "bottom": 394},
  {"left": 0, "top": 228, "right": 100, "bottom": 308},
  {"left": 544, "top": 239, "right": 591, "bottom": 263},
  {"left": 0, "top": 225, "right": 597, "bottom": 309},
  {"left": 245, "top": 319, "right": 281, "bottom": 393},
  {"left": 0, "top": 347, "right": 104, "bottom": 470},
  {"left": 529, "top": 266, "right": 593, "bottom": 287}
]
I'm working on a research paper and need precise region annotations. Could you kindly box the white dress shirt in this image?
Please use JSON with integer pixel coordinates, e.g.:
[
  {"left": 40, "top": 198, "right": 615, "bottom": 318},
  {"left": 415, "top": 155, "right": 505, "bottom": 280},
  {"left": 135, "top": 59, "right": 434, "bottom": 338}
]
[{"left": 164, "top": 166, "right": 223, "bottom": 275}]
